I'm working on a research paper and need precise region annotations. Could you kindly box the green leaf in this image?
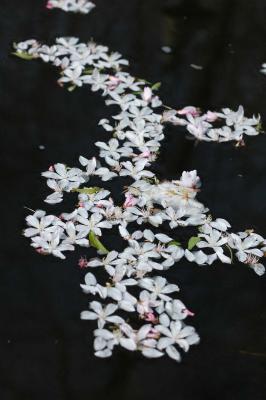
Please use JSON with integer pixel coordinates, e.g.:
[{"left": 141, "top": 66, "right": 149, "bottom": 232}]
[
  {"left": 151, "top": 82, "right": 162, "bottom": 91},
  {"left": 188, "top": 236, "right": 201, "bottom": 250},
  {"left": 137, "top": 78, "right": 152, "bottom": 84},
  {"left": 67, "top": 85, "right": 76, "bottom": 92},
  {"left": 168, "top": 240, "right": 181, "bottom": 247},
  {"left": 256, "top": 121, "right": 263, "bottom": 133},
  {"left": 83, "top": 68, "right": 94, "bottom": 75},
  {"left": 89, "top": 231, "right": 109, "bottom": 254},
  {"left": 72, "top": 187, "right": 101, "bottom": 195},
  {"left": 225, "top": 244, "right": 234, "bottom": 263},
  {"left": 12, "top": 51, "right": 35, "bottom": 60}
]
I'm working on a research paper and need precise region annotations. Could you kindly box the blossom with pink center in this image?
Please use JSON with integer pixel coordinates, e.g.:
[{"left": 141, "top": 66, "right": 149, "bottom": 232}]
[
  {"left": 177, "top": 106, "right": 200, "bottom": 117},
  {"left": 123, "top": 192, "right": 138, "bottom": 208},
  {"left": 204, "top": 111, "right": 219, "bottom": 122},
  {"left": 144, "top": 312, "right": 158, "bottom": 323},
  {"left": 78, "top": 256, "right": 88, "bottom": 269},
  {"left": 139, "top": 150, "right": 151, "bottom": 158},
  {"left": 147, "top": 328, "right": 160, "bottom": 339},
  {"left": 107, "top": 76, "right": 121, "bottom": 90},
  {"left": 36, "top": 248, "right": 47, "bottom": 255},
  {"left": 183, "top": 308, "right": 195, "bottom": 317},
  {"left": 95, "top": 202, "right": 105, "bottom": 208},
  {"left": 46, "top": 1, "right": 54, "bottom": 9}
]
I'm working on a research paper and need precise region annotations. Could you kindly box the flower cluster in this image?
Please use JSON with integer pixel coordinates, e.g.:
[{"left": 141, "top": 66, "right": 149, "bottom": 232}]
[
  {"left": 162, "top": 106, "right": 260, "bottom": 145},
  {"left": 46, "top": 0, "right": 95, "bottom": 14},
  {"left": 14, "top": 38, "right": 261, "bottom": 147},
  {"left": 16, "top": 5, "right": 265, "bottom": 363}
]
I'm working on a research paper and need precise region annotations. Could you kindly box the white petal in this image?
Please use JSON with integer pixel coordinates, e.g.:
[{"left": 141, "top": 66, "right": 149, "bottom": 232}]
[
  {"left": 80, "top": 311, "right": 97, "bottom": 320},
  {"left": 166, "top": 345, "right": 181, "bottom": 362},
  {"left": 120, "top": 338, "right": 137, "bottom": 351},
  {"left": 142, "top": 348, "right": 164, "bottom": 358}
]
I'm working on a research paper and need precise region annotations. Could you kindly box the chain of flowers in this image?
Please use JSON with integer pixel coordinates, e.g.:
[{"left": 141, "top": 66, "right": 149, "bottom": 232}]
[
  {"left": 14, "top": 9, "right": 265, "bottom": 362},
  {"left": 46, "top": 0, "right": 95, "bottom": 14}
]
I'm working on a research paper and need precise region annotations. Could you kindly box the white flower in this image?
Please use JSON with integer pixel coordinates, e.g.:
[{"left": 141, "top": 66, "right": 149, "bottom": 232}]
[
  {"left": 44, "top": 179, "right": 68, "bottom": 204},
  {"left": 124, "top": 206, "right": 162, "bottom": 227},
  {"left": 31, "top": 229, "right": 74, "bottom": 259},
  {"left": 164, "top": 299, "right": 194, "bottom": 320},
  {"left": 24, "top": 210, "right": 56, "bottom": 237},
  {"left": 185, "top": 249, "right": 210, "bottom": 265},
  {"left": 218, "top": 106, "right": 260, "bottom": 138},
  {"left": 95, "top": 138, "right": 129, "bottom": 161},
  {"left": 209, "top": 218, "right": 231, "bottom": 232},
  {"left": 80, "top": 272, "right": 99, "bottom": 295},
  {"left": 58, "top": 65, "right": 84, "bottom": 86},
  {"left": 78, "top": 189, "right": 110, "bottom": 210},
  {"left": 76, "top": 210, "right": 112, "bottom": 236},
  {"left": 79, "top": 156, "right": 98, "bottom": 176},
  {"left": 42, "top": 163, "right": 84, "bottom": 188},
  {"left": 85, "top": 69, "right": 109, "bottom": 92},
  {"left": 161, "top": 207, "right": 187, "bottom": 228},
  {"left": 38, "top": 45, "right": 58, "bottom": 62},
  {"left": 98, "top": 52, "right": 129, "bottom": 70},
  {"left": 139, "top": 276, "right": 179, "bottom": 301},
  {"left": 186, "top": 115, "right": 211, "bottom": 140},
  {"left": 137, "top": 290, "right": 160, "bottom": 315},
  {"left": 93, "top": 328, "right": 117, "bottom": 358},
  {"left": 157, "top": 321, "right": 200, "bottom": 357},
  {"left": 80, "top": 301, "right": 124, "bottom": 328},
  {"left": 120, "top": 160, "right": 154, "bottom": 180},
  {"left": 105, "top": 92, "right": 136, "bottom": 111},
  {"left": 87, "top": 251, "right": 119, "bottom": 272},
  {"left": 61, "top": 221, "right": 89, "bottom": 246},
  {"left": 228, "top": 232, "right": 264, "bottom": 262},
  {"left": 197, "top": 228, "right": 231, "bottom": 263}
]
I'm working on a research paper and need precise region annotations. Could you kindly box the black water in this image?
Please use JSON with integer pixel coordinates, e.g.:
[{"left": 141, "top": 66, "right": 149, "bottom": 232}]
[{"left": 0, "top": 0, "right": 266, "bottom": 399}]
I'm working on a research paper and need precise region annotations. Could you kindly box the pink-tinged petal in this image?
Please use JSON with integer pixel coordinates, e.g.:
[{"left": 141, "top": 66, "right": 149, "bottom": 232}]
[{"left": 177, "top": 106, "right": 200, "bottom": 117}]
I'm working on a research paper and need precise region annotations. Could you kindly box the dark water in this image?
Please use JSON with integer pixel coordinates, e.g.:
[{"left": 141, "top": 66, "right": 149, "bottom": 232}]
[{"left": 0, "top": 0, "right": 266, "bottom": 399}]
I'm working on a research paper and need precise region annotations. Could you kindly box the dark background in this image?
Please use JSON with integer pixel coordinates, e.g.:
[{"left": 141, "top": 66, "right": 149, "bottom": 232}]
[{"left": 0, "top": 0, "right": 266, "bottom": 399}]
